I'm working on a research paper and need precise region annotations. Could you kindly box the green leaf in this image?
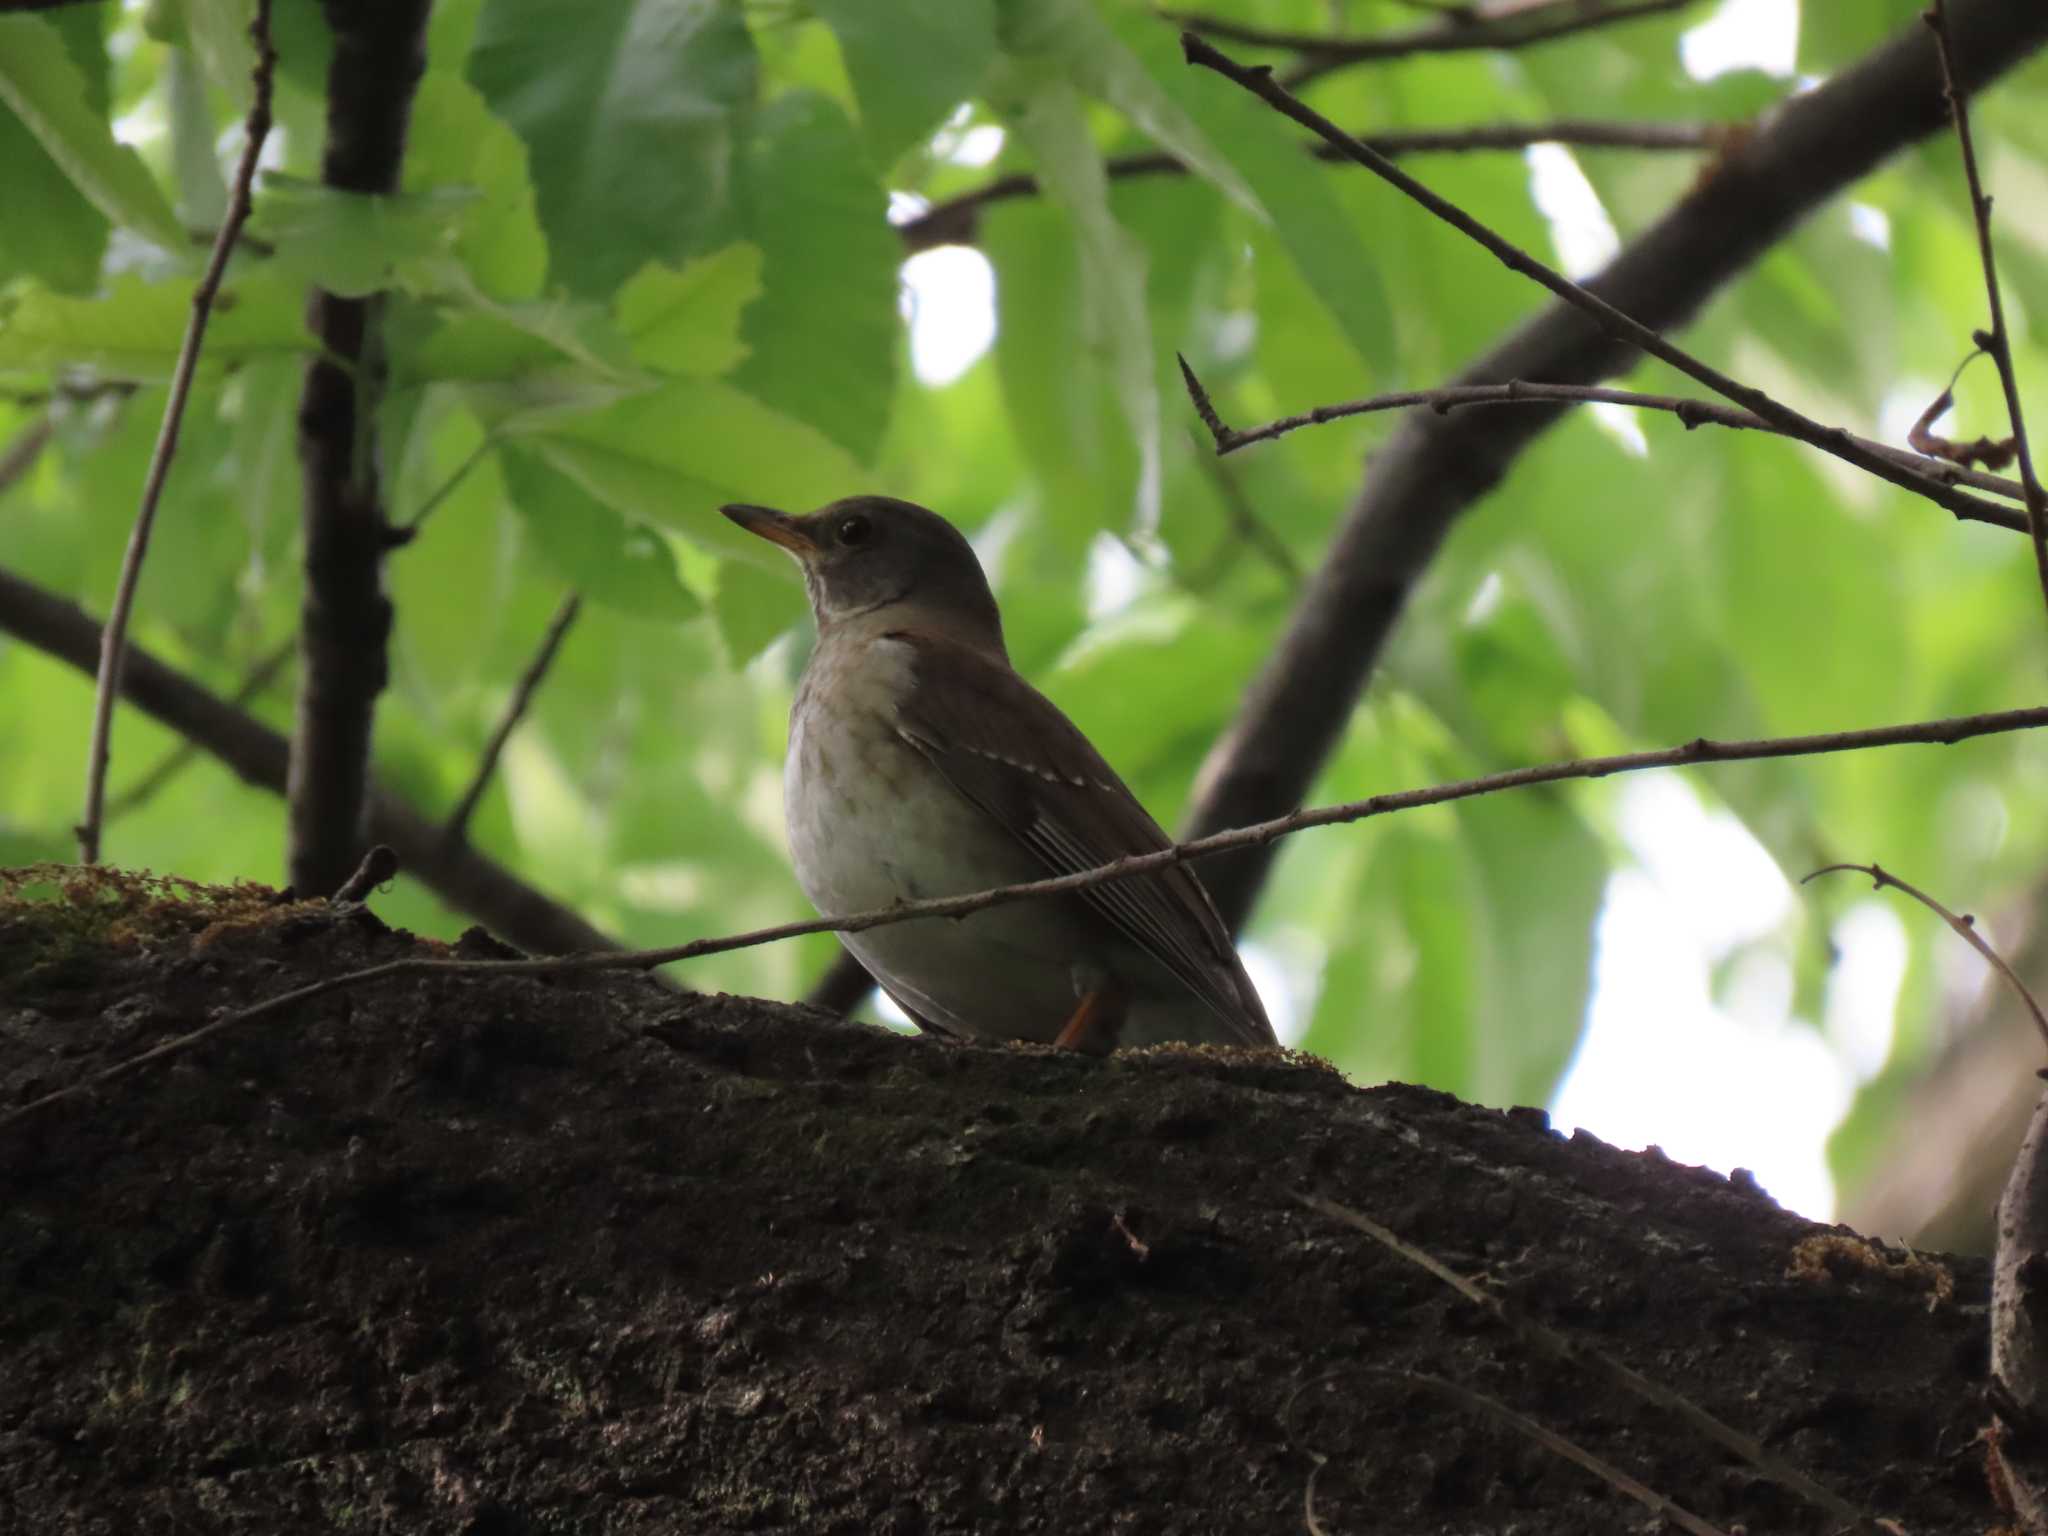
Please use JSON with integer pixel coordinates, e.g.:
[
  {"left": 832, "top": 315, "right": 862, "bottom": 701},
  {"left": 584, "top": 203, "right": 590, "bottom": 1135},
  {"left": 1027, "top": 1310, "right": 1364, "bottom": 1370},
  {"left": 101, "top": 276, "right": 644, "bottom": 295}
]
[
  {"left": 712, "top": 552, "right": 805, "bottom": 664},
  {"left": 509, "top": 376, "right": 868, "bottom": 549},
  {"left": 0, "top": 272, "right": 314, "bottom": 383},
  {"left": 395, "top": 280, "right": 657, "bottom": 432},
  {"left": 0, "top": 16, "right": 186, "bottom": 253},
  {"left": 812, "top": 0, "right": 995, "bottom": 169},
  {"left": 985, "top": 196, "right": 1135, "bottom": 556},
  {"left": 614, "top": 242, "right": 762, "bottom": 377},
  {"left": 730, "top": 91, "right": 898, "bottom": 463},
  {"left": 498, "top": 444, "right": 701, "bottom": 619},
  {"left": 154, "top": 0, "right": 260, "bottom": 111},
  {"left": 1108, "top": 12, "right": 1395, "bottom": 377},
  {"left": 990, "top": 62, "right": 1160, "bottom": 532},
  {"left": 467, "top": 0, "right": 757, "bottom": 295},
  {"left": 251, "top": 174, "right": 480, "bottom": 298},
  {"left": 993, "top": 0, "right": 1254, "bottom": 209},
  {"left": 0, "top": 108, "right": 106, "bottom": 292},
  {"left": 403, "top": 72, "right": 549, "bottom": 301},
  {"left": 166, "top": 46, "right": 228, "bottom": 230}
]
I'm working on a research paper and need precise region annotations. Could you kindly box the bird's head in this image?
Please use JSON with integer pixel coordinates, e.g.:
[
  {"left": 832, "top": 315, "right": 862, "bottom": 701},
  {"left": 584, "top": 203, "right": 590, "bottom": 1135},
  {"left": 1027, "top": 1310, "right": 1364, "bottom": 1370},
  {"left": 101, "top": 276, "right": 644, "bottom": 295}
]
[{"left": 721, "top": 495, "right": 1006, "bottom": 654}]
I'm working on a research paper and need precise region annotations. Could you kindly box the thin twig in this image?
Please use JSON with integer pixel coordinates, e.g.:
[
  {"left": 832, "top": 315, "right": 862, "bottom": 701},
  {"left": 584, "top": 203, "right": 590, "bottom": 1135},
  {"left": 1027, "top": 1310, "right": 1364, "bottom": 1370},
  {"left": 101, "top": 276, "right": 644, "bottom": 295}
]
[
  {"left": 78, "top": 0, "right": 275, "bottom": 865},
  {"left": 1190, "top": 435, "right": 1303, "bottom": 587},
  {"left": 1393, "top": 1371, "right": 1735, "bottom": 1536},
  {"left": 441, "top": 593, "right": 582, "bottom": 847},
  {"left": 103, "top": 639, "right": 294, "bottom": 823},
  {"left": 897, "top": 118, "right": 1719, "bottom": 252},
  {"left": 1925, "top": 0, "right": 2048, "bottom": 623},
  {"left": 1183, "top": 369, "right": 2035, "bottom": 523},
  {"left": 0, "top": 410, "right": 54, "bottom": 499},
  {"left": 402, "top": 435, "right": 495, "bottom": 534},
  {"left": 331, "top": 842, "right": 398, "bottom": 904},
  {"left": 1804, "top": 861, "right": 2048, "bottom": 1054},
  {"left": 1294, "top": 1192, "right": 1873, "bottom": 1531},
  {"left": 1179, "top": 33, "right": 2033, "bottom": 537},
  {"left": 1168, "top": 0, "right": 1695, "bottom": 87},
  {"left": 8, "top": 703, "right": 2048, "bottom": 1132}
]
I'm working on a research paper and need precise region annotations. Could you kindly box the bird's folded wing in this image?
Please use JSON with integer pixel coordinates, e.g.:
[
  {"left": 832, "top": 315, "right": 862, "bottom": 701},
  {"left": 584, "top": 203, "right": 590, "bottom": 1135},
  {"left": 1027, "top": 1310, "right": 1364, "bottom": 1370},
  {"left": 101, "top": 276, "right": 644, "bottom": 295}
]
[{"left": 882, "top": 628, "right": 1273, "bottom": 1045}]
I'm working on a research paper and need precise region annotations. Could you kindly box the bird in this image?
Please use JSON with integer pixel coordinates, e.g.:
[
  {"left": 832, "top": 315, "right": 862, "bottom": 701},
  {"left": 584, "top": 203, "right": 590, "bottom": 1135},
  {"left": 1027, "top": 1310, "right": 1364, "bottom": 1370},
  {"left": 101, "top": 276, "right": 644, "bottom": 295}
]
[{"left": 722, "top": 494, "right": 1275, "bottom": 1053}]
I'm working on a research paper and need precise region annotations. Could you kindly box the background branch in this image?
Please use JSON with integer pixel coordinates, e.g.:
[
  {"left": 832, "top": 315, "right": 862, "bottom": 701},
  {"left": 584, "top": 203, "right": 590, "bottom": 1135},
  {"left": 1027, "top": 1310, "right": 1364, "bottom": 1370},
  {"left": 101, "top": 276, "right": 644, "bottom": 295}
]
[
  {"left": 76, "top": 0, "right": 274, "bottom": 865},
  {"left": 0, "top": 410, "right": 53, "bottom": 500},
  {"left": 1184, "top": 31, "right": 2027, "bottom": 528},
  {"left": 1927, "top": 0, "right": 2048, "bottom": 624},
  {"left": 0, "top": 565, "right": 628, "bottom": 960},
  {"left": 1190, "top": 372, "right": 2033, "bottom": 520},
  {"left": 1178, "top": 0, "right": 2048, "bottom": 931},
  {"left": 897, "top": 118, "right": 1720, "bottom": 253},
  {"left": 287, "top": 0, "right": 431, "bottom": 896},
  {"left": 1168, "top": 0, "right": 1698, "bottom": 89},
  {"left": 103, "top": 639, "right": 293, "bottom": 823},
  {"left": 442, "top": 594, "right": 581, "bottom": 848}
]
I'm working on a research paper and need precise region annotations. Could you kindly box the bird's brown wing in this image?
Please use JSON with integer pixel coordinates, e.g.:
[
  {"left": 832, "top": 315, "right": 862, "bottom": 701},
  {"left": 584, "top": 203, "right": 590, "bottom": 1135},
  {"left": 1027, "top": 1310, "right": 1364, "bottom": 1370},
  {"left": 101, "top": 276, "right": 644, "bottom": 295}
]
[{"left": 882, "top": 628, "right": 1273, "bottom": 1046}]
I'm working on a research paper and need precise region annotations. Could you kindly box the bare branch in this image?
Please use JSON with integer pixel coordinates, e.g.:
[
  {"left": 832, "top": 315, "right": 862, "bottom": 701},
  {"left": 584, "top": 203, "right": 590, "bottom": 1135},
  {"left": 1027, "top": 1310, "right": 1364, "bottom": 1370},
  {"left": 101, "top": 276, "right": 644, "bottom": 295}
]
[
  {"left": 898, "top": 119, "right": 1720, "bottom": 253},
  {"left": 1182, "top": 31, "right": 2029, "bottom": 532},
  {"left": 1804, "top": 861, "right": 2048, "bottom": 1055},
  {"left": 1184, "top": 368, "right": 2034, "bottom": 522},
  {"left": 9, "top": 701, "right": 2048, "bottom": 1130},
  {"left": 1177, "top": 0, "right": 2048, "bottom": 931},
  {"left": 0, "top": 563, "right": 631, "bottom": 963},
  {"left": 1168, "top": 0, "right": 1698, "bottom": 88},
  {"left": 288, "top": 0, "right": 433, "bottom": 896},
  {"left": 1926, "top": 0, "right": 2048, "bottom": 627},
  {"left": 77, "top": 0, "right": 276, "bottom": 865},
  {"left": 442, "top": 594, "right": 582, "bottom": 848}
]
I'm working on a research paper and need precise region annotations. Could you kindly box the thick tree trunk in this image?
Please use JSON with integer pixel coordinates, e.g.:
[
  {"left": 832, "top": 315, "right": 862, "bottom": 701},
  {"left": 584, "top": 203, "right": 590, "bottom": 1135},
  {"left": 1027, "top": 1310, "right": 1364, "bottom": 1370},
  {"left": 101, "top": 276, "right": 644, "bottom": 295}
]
[{"left": 0, "top": 878, "right": 1998, "bottom": 1532}]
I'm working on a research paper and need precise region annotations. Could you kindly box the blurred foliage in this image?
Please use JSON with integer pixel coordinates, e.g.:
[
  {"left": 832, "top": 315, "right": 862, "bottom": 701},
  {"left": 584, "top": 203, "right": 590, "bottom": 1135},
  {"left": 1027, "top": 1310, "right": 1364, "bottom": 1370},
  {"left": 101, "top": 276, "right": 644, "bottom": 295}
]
[{"left": 2, "top": 0, "right": 2046, "bottom": 1203}]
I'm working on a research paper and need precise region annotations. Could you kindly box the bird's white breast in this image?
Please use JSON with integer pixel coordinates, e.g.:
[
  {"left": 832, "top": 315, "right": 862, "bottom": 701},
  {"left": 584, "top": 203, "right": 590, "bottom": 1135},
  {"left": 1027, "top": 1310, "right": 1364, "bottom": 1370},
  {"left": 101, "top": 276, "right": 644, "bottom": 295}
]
[{"left": 783, "top": 630, "right": 1081, "bottom": 1038}]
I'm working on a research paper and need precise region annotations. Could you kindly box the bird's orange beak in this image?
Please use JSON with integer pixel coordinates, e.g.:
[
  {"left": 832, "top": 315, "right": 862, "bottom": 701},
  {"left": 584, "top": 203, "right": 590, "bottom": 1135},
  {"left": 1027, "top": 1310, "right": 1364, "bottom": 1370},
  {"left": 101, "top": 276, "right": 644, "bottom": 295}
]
[{"left": 721, "top": 503, "right": 818, "bottom": 556}]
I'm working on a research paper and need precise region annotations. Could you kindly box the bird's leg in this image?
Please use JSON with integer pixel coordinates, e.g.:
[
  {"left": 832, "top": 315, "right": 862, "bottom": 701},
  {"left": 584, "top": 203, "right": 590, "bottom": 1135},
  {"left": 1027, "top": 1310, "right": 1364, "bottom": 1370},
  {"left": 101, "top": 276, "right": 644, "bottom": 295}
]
[{"left": 1053, "top": 973, "right": 1128, "bottom": 1056}]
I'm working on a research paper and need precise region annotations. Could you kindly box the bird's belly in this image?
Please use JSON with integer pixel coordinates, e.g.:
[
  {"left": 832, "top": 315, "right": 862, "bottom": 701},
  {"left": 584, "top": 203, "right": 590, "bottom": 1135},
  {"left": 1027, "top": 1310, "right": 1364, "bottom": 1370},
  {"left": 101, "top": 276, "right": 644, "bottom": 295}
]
[{"left": 786, "top": 716, "right": 1086, "bottom": 1041}]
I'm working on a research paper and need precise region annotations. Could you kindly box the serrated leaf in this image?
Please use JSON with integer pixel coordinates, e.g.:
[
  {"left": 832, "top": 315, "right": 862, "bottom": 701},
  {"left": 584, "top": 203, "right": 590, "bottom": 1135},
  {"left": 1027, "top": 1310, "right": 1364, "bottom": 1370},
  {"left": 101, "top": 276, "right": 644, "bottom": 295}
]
[
  {"left": 985, "top": 197, "right": 1135, "bottom": 557},
  {"left": 468, "top": 0, "right": 756, "bottom": 295},
  {"left": 0, "top": 271, "right": 314, "bottom": 383},
  {"left": 499, "top": 444, "right": 700, "bottom": 619},
  {"left": 813, "top": 0, "right": 995, "bottom": 168},
  {"left": 251, "top": 174, "right": 480, "bottom": 298},
  {"left": 1108, "top": 12, "right": 1394, "bottom": 377},
  {"left": 154, "top": 0, "right": 260, "bottom": 111},
  {"left": 993, "top": 0, "right": 1254, "bottom": 210},
  {"left": 508, "top": 376, "right": 867, "bottom": 551},
  {"left": 615, "top": 243, "right": 762, "bottom": 376},
  {"left": 992, "top": 61, "right": 1160, "bottom": 533},
  {"left": 0, "top": 108, "right": 105, "bottom": 292},
  {"left": 731, "top": 91, "right": 898, "bottom": 463},
  {"left": 712, "top": 553, "right": 805, "bottom": 664},
  {"left": 0, "top": 15, "right": 186, "bottom": 253},
  {"left": 403, "top": 72, "right": 549, "bottom": 301}
]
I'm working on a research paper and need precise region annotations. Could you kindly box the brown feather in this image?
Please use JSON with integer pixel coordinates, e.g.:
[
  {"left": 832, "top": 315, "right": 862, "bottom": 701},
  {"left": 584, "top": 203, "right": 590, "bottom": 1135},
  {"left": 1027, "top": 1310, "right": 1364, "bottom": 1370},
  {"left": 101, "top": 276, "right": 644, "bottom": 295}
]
[{"left": 882, "top": 627, "right": 1274, "bottom": 1046}]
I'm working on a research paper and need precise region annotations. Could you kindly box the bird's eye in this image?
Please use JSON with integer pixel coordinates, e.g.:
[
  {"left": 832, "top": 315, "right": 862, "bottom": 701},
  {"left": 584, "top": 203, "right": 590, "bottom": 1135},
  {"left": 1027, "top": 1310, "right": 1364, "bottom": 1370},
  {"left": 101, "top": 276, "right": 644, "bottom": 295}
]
[{"left": 836, "top": 514, "right": 872, "bottom": 547}]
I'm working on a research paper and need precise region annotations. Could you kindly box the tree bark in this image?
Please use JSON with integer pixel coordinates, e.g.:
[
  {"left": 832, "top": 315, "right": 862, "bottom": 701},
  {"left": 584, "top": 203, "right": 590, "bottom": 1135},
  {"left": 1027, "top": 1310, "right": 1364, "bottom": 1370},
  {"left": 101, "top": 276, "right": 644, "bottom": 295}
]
[
  {"left": 0, "top": 901, "right": 1999, "bottom": 1534},
  {"left": 287, "top": 0, "right": 431, "bottom": 895}
]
